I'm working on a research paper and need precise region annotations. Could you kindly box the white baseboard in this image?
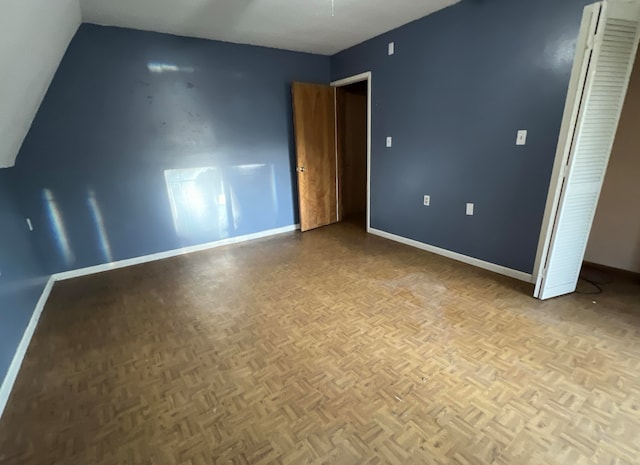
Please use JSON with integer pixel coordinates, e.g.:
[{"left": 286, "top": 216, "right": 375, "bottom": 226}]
[
  {"left": 368, "top": 228, "right": 533, "bottom": 283},
  {"left": 0, "top": 276, "right": 55, "bottom": 420},
  {"left": 54, "top": 224, "right": 300, "bottom": 281},
  {"left": 0, "top": 224, "right": 300, "bottom": 420}
]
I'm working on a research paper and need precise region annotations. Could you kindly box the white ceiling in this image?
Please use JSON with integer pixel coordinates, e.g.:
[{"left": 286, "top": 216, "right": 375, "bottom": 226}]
[{"left": 80, "top": 0, "right": 460, "bottom": 55}]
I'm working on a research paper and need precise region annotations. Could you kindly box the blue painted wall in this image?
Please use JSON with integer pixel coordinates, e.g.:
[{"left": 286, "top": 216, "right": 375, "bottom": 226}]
[
  {"left": 0, "top": 170, "right": 49, "bottom": 382},
  {"left": 12, "top": 24, "right": 330, "bottom": 274},
  {"left": 331, "top": 0, "right": 593, "bottom": 273}
]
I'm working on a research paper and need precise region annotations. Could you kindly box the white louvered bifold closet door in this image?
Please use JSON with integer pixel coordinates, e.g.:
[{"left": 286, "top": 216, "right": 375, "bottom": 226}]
[{"left": 537, "top": 0, "right": 640, "bottom": 300}]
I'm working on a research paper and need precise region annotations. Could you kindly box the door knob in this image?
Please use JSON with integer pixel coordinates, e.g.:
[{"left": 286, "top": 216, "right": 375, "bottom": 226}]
[{"left": 297, "top": 167, "right": 305, "bottom": 173}]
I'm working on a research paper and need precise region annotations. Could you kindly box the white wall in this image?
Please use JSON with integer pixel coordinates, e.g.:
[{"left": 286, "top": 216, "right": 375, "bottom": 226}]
[
  {"left": 0, "top": 0, "right": 81, "bottom": 168},
  {"left": 585, "top": 48, "right": 640, "bottom": 273}
]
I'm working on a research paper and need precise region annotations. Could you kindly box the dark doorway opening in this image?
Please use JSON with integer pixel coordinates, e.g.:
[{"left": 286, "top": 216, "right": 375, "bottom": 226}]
[{"left": 337, "top": 81, "right": 368, "bottom": 229}]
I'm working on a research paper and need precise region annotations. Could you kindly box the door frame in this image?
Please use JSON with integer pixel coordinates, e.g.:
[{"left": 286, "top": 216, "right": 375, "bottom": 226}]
[{"left": 331, "top": 72, "right": 372, "bottom": 232}]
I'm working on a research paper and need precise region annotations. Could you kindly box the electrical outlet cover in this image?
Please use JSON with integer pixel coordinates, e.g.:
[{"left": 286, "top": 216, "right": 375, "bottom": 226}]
[
  {"left": 516, "top": 130, "right": 527, "bottom": 146},
  {"left": 466, "top": 203, "right": 474, "bottom": 215}
]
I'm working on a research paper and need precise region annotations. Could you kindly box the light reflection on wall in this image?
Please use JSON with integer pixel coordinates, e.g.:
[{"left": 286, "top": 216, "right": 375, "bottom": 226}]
[
  {"left": 542, "top": 34, "right": 577, "bottom": 72},
  {"left": 43, "top": 189, "right": 75, "bottom": 267},
  {"left": 148, "top": 62, "right": 195, "bottom": 73},
  {"left": 165, "top": 164, "right": 279, "bottom": 243},
  {"left": 87, "top": 189, "right": 113, "bottom": 263},
  {"left": 165, "top": 167, "right": 229, "bottom": 242}
]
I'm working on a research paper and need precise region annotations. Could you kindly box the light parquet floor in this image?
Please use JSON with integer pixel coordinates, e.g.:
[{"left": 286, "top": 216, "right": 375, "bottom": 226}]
[{"left": 1, "top": 223, "right": 640, "bottom": 465}]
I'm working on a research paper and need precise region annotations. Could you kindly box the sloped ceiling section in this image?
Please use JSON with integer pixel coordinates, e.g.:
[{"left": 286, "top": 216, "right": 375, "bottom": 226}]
[
  {"left": 0, "top": 0, "right": 82, "bottom": 168},
  {"left": 80, "top": 0, "right": 460, "bottom": 55},
  {"left": 1, "top": 0, "right": 460, "bottom": 168}
]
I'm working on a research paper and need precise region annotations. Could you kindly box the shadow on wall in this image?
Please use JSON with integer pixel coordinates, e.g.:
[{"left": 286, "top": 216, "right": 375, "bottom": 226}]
[{"left": 285, "top": 82, "right": 301, "bottom": 225}]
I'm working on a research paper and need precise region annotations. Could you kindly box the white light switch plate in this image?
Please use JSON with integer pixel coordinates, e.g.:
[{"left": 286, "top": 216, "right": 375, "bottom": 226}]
[
  {"left": 388, "top": 42, "right": 395, "bottom": 55},
  {"left": 466, "top": 203, "right": 474, "bottom": 216},
  {"left": 386, "top": 136, "right": 393, "bottom": 147},
  {"left": 424, "top": 195, "right": 430, "bottom": 206},
  {"left": 516, "top": 130, "right": 527, "bottom": 146}
]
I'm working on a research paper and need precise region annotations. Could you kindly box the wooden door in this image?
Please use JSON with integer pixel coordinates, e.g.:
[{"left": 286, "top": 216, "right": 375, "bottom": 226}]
[{"left": 292, "top": 82, "right": 337, "bottom": 232}]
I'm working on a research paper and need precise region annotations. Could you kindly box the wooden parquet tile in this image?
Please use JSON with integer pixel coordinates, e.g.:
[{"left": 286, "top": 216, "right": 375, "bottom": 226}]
[{"left": 1, "top": 222, "right": 640, "bottom": 465}]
